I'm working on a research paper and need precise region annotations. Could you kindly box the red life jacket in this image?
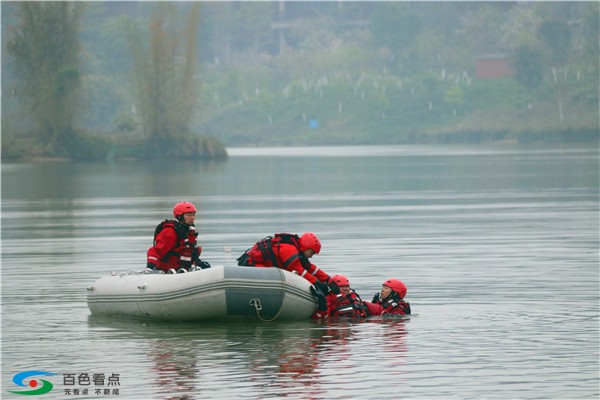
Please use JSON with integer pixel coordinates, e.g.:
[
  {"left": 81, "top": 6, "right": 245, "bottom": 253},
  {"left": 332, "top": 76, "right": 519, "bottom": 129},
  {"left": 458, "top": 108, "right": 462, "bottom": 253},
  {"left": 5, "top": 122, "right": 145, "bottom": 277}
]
[
  {"left": 330, "top": 290, "right": 369, "bottom": 318},
  {"left": 239, "top": 233, "right": 312, "bottom": 271},
  {"left": 153, "top": 219, "right": 198, "bottom": 269},
  {"left": 379, "top": 295, "right": 411, "bottom": 315}
]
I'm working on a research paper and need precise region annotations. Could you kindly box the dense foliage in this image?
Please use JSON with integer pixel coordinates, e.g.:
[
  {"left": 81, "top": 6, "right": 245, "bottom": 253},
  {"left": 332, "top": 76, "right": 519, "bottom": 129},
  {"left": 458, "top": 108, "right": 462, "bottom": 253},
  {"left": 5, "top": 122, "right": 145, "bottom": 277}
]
[
  {"left": 2, "top": 2, "right": 598, "bottom": 161},
  {"left": 4, "top": 3, "right": 87, "bottom": 157},
  {"left": 126, "top": 3, "right": 215, "bottom": 159}
]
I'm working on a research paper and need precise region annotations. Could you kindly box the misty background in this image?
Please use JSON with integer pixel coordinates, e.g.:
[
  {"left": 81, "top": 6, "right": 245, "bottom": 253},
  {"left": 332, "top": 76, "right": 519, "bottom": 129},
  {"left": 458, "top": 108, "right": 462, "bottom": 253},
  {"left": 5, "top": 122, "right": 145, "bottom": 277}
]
[{"left": 1, "top": 1, "right": 598, "bottom": 161}]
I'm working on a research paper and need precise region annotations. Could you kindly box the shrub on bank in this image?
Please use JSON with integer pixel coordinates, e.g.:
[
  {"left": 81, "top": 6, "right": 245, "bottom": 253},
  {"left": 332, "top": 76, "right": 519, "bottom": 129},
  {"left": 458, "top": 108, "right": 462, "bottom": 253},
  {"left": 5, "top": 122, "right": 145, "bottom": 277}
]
[{"left": 2, "top": 130, "right": 228, "bottom": 163}]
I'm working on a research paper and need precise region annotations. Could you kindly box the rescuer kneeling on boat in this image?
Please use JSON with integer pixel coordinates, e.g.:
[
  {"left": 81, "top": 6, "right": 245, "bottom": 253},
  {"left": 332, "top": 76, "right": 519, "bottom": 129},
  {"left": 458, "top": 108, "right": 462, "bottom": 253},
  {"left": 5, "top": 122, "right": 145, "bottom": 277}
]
[
  {"left": 364, "top": 279, "right": 411, "bottom": 316},
  {"left": 146, "top": 201, "right": 211, "bottom": 274},
  {"left": 237, "top": 232, "right": 332, "bottom": 295}
]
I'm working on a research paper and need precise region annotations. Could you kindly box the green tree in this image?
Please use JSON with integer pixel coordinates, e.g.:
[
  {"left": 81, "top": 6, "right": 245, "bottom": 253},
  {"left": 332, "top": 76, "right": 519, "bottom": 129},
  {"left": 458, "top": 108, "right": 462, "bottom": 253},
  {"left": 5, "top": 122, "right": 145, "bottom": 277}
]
[
  {"left": 128, "top": 3, "right": 202, "bottom": 157},
  {"left": 537, "top": 19, "right": 573, "bottom": 123},
  {"left": 230, "top": 2, "right": 274, "bottom": 53},
  {"left": 580, "top": 3, "right": 599, "bottom": 73},
  {"left": 459, "top": 4, "right": 509, "bottom": 54},
  {"left": 513, "top": 44, "right": 545, "bottom": 90},
  {"left": 538, "top": 20, "right": 572, "bottom": 66},
  {"left": 370, "top": 3, "right": 421, "bottom": 75},
  {"left": 5, "top": 2, "right": 86, "bottom": 156},
  {"left": 501, "top": 3, "right": 542, "bottom": 51}
]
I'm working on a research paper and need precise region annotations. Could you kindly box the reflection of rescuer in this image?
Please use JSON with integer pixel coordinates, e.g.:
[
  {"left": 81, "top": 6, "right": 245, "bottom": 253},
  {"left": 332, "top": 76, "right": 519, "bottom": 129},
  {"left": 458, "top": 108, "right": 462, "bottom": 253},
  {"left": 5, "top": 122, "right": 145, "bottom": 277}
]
[
  {"left": 313, "top": 274, "right": 369, "bottom": 319},
  {"left": 364, "top": 279, "right": 412, "bottom": 316},
  {"left": 237, "top": 233, "right": 333, "bottom": 309},
  {"left": 149, "top": 339, "right": 197, "bottom": 400},
  {"left": 146, "top": 202, "right": 211, "bottom": 274}
]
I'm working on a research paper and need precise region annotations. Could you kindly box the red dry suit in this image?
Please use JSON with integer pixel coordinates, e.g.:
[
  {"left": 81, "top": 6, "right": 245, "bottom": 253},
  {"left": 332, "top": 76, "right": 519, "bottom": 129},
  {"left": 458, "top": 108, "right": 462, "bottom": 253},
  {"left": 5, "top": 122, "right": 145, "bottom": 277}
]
[
  {"left": 147, "top": 220, "right": 200, "bottom": 272},
  {"left": 364, "top": 295, "right": 411, "bottom": 316},
  {"left": 313, "top": 290, "right": 369, "bottom": 319},
  {"left": 239, "top": 234, "right": 329, "bottom": 284}
]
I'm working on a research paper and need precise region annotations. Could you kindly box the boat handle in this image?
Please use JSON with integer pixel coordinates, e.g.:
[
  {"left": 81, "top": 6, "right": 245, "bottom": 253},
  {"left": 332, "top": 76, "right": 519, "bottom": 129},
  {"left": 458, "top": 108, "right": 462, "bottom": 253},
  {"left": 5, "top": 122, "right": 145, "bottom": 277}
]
[{"left": 249, "top": 298, "right": 263, "bottom": 311}]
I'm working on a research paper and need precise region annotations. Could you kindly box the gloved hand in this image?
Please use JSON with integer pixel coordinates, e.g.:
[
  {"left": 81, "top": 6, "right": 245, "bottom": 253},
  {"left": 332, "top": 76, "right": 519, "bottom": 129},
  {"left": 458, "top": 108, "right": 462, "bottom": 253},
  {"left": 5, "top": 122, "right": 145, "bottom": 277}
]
[
  {"left": 192, "top": 245, "right": 202, "bottom": 263},
  {"left": 372, "top": 292, "right": 381, "bottom": 303},
  {"left": 146, "top": 262, "right": 157, "bottom": 270},
  {"left": 310, "top": 286, "right": 328, "bottom": 312},
  {"left": 237, "top": 252, "right": 250, "bottom": 266},
  {"left": 314, "top": 280, "right": 330, "bottom": 296},
  {"left": 197, "top": 260, "right": 211, "bottom": 269},
  {"left": 328, "top": 279, "right": 340, "bottom": 295}
]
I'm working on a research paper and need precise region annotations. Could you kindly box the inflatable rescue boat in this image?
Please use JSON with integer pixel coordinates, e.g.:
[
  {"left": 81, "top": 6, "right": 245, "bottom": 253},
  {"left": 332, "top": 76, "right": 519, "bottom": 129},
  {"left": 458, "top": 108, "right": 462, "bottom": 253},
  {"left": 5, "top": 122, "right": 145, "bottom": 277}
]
[{"left": 87, "top": 265, "right": 318, "bottom": 321}]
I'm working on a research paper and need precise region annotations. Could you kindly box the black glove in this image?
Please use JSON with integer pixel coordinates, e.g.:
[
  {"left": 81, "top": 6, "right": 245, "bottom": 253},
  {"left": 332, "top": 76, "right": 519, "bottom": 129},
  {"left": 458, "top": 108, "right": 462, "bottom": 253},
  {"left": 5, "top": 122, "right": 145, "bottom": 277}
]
[
  {"left": 310, "top": 286, "right": 328, "bottom": 312},
  {"left": 314, "top": 280, "right": 330, "bottom": 296},
  {"left": 192, "top": 246, "right": 202, "bottom": 263},
  {"left": 372, "top": 293, "right": 381, "bottom": 303},
  {"left": 146, "top": 262, "right": 157, "bottom": 270},
  {"left": 197, "top": 260, "right": 211, "bottom": 269},
  {"left": 237, "top": 251, "right": 250, "bottom": 266},
  {"left": 328, "top": 279, "right": 340, "bottom": 295}
]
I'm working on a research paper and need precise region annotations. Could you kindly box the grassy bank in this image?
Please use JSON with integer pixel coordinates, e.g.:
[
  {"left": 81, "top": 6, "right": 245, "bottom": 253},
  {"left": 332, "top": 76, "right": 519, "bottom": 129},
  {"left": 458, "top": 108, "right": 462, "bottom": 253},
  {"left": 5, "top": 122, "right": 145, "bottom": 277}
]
[
  {"left": 195, "top": 75, "right": 599, "bottom": 147},
  {"left": 1, "top": 132, "right": 228, "bottom": 163}
]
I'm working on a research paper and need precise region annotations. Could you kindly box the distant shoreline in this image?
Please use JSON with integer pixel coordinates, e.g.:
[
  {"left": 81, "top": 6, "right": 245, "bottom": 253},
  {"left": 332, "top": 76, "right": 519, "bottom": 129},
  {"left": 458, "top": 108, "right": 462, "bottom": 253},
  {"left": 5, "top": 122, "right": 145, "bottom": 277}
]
[{"left": 3, "top": 131, "right": 598, "bottom": 164}]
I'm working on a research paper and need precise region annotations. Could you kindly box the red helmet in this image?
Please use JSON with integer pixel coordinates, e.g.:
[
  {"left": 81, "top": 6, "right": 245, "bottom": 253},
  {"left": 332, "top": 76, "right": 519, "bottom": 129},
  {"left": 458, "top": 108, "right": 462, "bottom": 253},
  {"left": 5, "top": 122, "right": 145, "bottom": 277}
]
[
  {"left": 300, "top": 233, "right": 321, "bottom": 254},
  {"left": 173, "top": 202, "right": 197, "bottom": 218},
  {"left": 383, "top": 279, "right": 407, "bottom": 298},
  {"left": 330, "top": 274, "right": 350, "bottom": 287}
]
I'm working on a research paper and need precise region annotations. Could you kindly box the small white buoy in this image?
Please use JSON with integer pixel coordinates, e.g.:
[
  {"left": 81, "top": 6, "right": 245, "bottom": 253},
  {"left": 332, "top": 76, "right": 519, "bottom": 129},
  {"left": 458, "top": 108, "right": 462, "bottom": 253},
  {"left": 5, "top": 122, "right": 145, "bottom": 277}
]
[{"left": 224, "top": 246, "right": 231, "bottom": 254}]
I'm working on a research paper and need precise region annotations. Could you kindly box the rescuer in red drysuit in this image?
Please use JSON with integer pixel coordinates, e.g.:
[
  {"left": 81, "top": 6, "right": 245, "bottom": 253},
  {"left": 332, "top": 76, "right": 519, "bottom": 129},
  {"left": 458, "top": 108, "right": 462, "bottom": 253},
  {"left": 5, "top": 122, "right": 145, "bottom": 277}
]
[
  {"left": 237, "top": 232, "right": 331, "bottom": 295},
  {"left": 146, "top": 201, "right": 211, "bottom": 273},
  {"left": 364, "top": 279, "right": 411, "bottom": 316},
  {"left": 312, "top": 274, "right": 369, "bottom": 319}
]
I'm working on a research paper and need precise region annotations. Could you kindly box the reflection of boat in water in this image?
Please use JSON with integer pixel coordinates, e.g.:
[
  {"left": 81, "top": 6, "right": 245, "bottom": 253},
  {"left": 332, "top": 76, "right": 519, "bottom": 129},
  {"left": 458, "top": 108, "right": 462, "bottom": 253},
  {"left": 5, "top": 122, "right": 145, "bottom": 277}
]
[
  {"left": 87, "top": 265, "right": 317, "bottom": 321},
  {"left": 86, "top": 314, "right": 410, "bottom": 399},
  {"left": 86, "top": 316, "right": 333, "bottom": 399}
]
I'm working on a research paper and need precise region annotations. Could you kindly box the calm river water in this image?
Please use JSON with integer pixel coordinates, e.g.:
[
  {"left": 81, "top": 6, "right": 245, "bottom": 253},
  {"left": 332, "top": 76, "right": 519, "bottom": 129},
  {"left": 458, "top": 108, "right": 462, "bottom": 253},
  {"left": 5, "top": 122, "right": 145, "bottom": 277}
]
[{"left": 2, "top": 144, "right": 598, "bottom": 399}]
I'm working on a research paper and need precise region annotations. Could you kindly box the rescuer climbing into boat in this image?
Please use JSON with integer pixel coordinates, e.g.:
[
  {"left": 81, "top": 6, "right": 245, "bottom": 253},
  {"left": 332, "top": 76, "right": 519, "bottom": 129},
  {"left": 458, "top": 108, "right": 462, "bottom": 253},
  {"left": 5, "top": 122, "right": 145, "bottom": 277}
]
[{"left": 237, "top": 232, "right": 333, "bottom": 295}]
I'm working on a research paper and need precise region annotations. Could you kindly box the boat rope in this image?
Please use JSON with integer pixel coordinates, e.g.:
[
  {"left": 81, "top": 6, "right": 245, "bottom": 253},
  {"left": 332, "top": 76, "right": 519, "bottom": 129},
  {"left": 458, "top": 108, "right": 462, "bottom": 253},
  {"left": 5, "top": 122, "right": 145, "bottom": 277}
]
[
  {"left": 249, "top": 298, "right": 284, "bottom": 322},
  {"left": 249, "top": 269, "right": 286, "bottom": 322}
]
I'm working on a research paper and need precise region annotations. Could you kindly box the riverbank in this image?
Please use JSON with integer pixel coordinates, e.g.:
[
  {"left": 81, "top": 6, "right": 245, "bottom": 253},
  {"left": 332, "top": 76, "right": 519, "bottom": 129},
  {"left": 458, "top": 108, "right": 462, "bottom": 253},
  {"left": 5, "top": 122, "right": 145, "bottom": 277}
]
[
  {"left": 195, "top": 83, "right": 599, "bottom": 148},
  {"left": 3, "top": 130, "right": 597, "bottom": 164},
  {"left": 1, "top": 134, "right": 229, "bottom": 163}
]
